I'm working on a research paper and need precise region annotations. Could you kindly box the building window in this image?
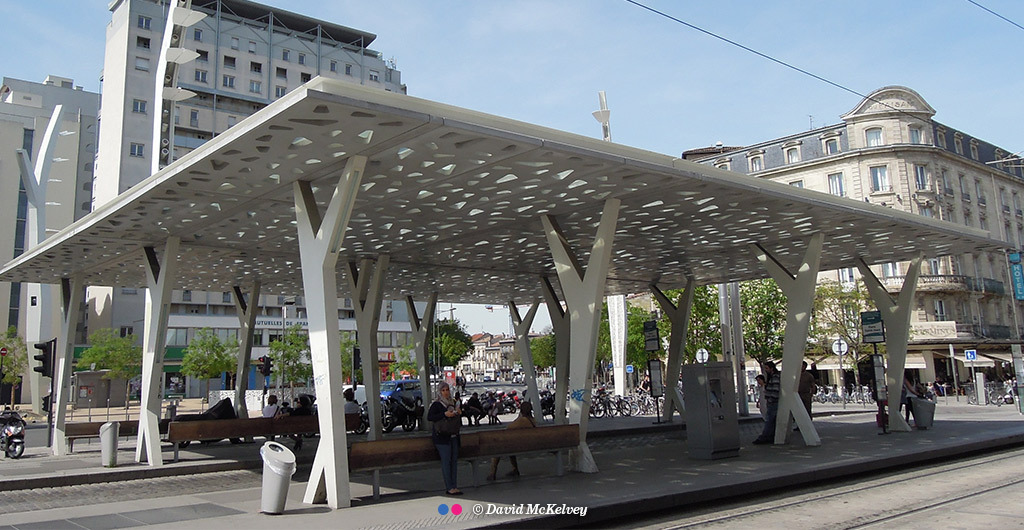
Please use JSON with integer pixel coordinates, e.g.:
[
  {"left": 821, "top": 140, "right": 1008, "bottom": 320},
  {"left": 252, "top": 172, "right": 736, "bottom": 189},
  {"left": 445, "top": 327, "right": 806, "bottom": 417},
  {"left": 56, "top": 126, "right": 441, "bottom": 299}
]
[
  {"left": 789, "top": 180, "right": 804, "bottom": 188},
  {"left": 927, "top": 258, "right": 941, "bottom": 275},
  {"left": 881, "top": 262, "right": 899, "bottom": 278},
  {"left": 121, "top": 288, "right": 138, "bottom": 295},
  {"left": 222, "top": 75, "right": 235, "bottom": 88},
  {"left": 194, "top": 69, "right": 208, "bottom": 83},
  {"left": 937, "top": 129, "right": 947, "bottom": 149},
  {"left": 222, "top": 292, "right": 232, "bottom": 303},
  {"left": 714, "top": 158, "right": 730, "bottom": 171},
  {"left": 783, "top": 147, "right": 799, "bottom": 164},
  {"left": 119, "top": 326, "right": 134, "bottom": 338},
  {"left": 275, "top": 85, "right": 286, "bottom": 98},
  {"left": 827, "top": 172, "right": 845, "bottom": 197},
  {"left": 137, "top": 15, "right": 151, "bottom": 30},
  {"left": 282, "top": 49, "right": 290, "bottom": 61},
  {"left": 941, "top": 169, "right": 952, "bottom": 194},
  {"left": 870, "top": 165, "right": 890, "bottom": 192},
  {"left": 197, "top": 49, "right": 209, "bottom": 62},
  {"left": 189, "top": 109, "right": 198, "bottom": 128},
  {"left": 369, "top": 70, "right": 380, "bottom": 82},
  {"left": 824, "top": 137, "right": 839, "bottom": 154},
  {"left": 839, "top": 267, "right": 855, "bottom": 284},
  {"left": 979, "top": 215, "right": 988, "bottom": 231},
  {"left": 193, "top": 28, "right": 202, "bottom": 42},
  {"left": 224, "top": 56, "right": 236, "bottom": 69},
  {"left": 182, "top": 290, "right": 192, "bottom": 302},
  {"left": 934, "top": 300, "right": 947, "bottom": 321},
  {"left": 865, "top": 127, "right": 883, "bottom": 147},
  {"left": 330, "top": 60, "right": 337, "bottom": 72},
  {"left": 954, "top": 135, "right": 963, "bottom": 155},
  {"left": 249, "top": 80, "right": 261, "bottom": 94},
  {"left": 345, "top": 64, "right": 352, "bottom": 75},
  {"left": 227, "top": 115, "right": 237, "bottom": 127},
  {"left": 129, "top": 143, "right": 144, "bottom": 157},
  {"left": 909, "top": 126, "right": 922, "bottom": 144},
  {"left": 970, "top": 141, "right": 979, "bottom": 160},
  {"left": 248, "top": 40, "right": 257, "bottom": 53},
  {"left": 298, "top": 53, "right": 306, "bottom": 65},
  {"left": 276, "top": 67, "right": 287, "bottom": 80},
  {"left": 748, "top": 154, "right": 763, "bottom": 172},
  {"left": 920, "top": 205, "right": 935, "bottom": 218},
  {"left": 132, "top": 99, "right": 147, "bottom": 114},
  {"left": 134, "top": 57, "right": 150, "bottom": 71},
  {"left": 136, "top": 36, "right": 151, "bottom": 49},
  {"left": 914, "top": 165, "right": 928, "bottom": 190},
  {"left": 250, "top": 61, "right": 262, "bottom": 73},
  {"left": 230, "top": 37, "right": 239, "bottom": 50},
  {"left": 300, "top": 72, "right": 311, "bottom": 83}
]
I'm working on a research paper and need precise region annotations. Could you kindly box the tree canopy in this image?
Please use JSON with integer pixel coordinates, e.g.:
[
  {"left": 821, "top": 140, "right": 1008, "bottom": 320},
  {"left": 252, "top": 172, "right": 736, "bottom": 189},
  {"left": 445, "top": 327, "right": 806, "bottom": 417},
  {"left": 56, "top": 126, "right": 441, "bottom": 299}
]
[
  {"left": 77, "top": 328, "right": 143, "bottom": 381},
  {"left": 1, "top": 326, "right": 28, "bottom": 405},
  {"left": 530, "top": 331, "right": 556, "bottom": 369},
  {"left": 180, "top": 328, "right": 236, "bottom": 399},
  {"left": 740, "top": 278, "right": 787, "bottom": 365},
  {"left": 428, "top": 318, "right": 472, "bottom": 372},
  {"left": 269, "top": 324, "right": 312, "bottom": 394}
]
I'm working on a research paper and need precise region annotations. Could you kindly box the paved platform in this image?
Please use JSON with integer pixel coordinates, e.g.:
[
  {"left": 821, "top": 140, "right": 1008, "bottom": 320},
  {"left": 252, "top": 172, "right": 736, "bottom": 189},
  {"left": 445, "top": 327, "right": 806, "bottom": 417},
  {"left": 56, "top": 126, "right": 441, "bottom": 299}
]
[{"left": 1, "top": 399, "right": 1022, "bottom": 529}]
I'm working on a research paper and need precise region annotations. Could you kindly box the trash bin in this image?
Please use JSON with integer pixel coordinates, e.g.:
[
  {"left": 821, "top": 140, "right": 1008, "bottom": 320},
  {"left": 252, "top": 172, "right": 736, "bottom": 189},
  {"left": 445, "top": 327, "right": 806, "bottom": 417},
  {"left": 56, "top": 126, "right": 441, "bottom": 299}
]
[
  {"left": 100, "top": 421, "right": 120, "bottom": 467},
  {"left": 259, "top": 441, "right": 296, "bottom": 514},
  {"left": 910, "top": 397, "right": 936, "bottom": 429}
]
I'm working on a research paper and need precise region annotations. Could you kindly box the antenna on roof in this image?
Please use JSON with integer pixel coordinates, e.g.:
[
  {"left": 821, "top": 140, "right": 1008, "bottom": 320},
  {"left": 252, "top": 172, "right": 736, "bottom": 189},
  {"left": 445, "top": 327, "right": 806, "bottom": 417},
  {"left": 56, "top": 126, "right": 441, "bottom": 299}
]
[{"left": 592, "top": 91, "right": 612, "bottom": 142}]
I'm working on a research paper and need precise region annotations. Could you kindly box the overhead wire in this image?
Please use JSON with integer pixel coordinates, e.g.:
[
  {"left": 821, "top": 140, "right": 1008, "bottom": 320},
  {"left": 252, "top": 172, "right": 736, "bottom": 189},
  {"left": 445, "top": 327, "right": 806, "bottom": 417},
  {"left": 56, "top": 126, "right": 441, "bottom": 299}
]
[{"left": 965, "top": 0, "right": 1024, "bottom": 33}]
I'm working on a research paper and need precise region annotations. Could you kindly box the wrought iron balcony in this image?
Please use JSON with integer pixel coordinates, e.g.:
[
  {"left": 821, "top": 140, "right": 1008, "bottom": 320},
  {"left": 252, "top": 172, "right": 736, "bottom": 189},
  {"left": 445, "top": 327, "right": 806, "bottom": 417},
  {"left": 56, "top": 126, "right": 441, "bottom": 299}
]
[
  {"left": 881, "top": 275, "right": 1004, "bottom": 295},
  {"left": 956, "top": 323, "right": 1016, "bottom": 340}
]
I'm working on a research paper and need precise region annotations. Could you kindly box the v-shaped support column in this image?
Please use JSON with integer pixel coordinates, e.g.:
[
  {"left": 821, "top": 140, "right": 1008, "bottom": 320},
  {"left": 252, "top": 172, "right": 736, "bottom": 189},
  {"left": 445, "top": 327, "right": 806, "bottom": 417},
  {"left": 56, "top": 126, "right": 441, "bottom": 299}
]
[
  {"left": 510, "top": 299, "right": 543, "bottom": 417},
  {"left": 52, "top": 275, "right": 83, "bottom": 456},
  {"left": 541, "top": 199, "right": 620, "bottom": 472},
  {"left": 137, "top": 237, "right": 179, "bottom": 465},
  {"left": 540, "top": 276, "right": 570, "bottom": 425},
  {"left": 232, "top": 281, "right": 262, "bottom": 420},
  {"left": 856, "top": 254, "right": 923, "bottom": 433},
  {"left": 406, "top": 292, "right": 437, "bottom": 430},
  {"left": 347, "top": 256, "right": 389, "bottom": 441},
  {"left": 652, "top": 278, "right": 695, "bottom": 422},
  {"left": 752, "top": 233, "right": 823, "bottom": 447},
  {"left": 295, "top": 155, "right": 365, "bottom": 509}
]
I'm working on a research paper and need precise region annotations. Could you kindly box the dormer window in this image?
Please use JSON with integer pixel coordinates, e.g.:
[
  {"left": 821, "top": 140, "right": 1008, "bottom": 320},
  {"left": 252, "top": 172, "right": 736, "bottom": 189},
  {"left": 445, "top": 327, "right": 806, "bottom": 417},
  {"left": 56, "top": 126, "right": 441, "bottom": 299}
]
[
  {"left": 909, "top": 125, "right": 923, "bottom": 144},
  {"left": 782, "top": 141, "right": 801, "bottom": 164},
  {"left": 714, "top": 157, "right": 730, "bottom": 171},
  {"left": 954, "top": 133, "right": 963, "bottom": 155},
  {"left": 865, "top": 127, "right": 883, "bottom": 147},
  {"left": 969, "top": 140, "right": 979, "bottom": 160},
  {"left": 821, "top": 131, "right": 841, "bottom": 155},
  {"left": 747, "top": 149, "right": 764, "bottom": 172}
]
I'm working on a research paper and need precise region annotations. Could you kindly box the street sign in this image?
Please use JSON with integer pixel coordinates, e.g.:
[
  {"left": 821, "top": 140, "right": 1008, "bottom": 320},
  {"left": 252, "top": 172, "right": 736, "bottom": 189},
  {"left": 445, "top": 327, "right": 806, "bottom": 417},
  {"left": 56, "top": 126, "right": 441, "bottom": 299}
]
[
  {"left": 0, "top": 347, "right": 7, "bottom": 356},
  {"left": 626, "top": 364, "right": 634, "bottom": 374},
  {"left": 831, "top": 338, "right": 849, "bottom": 356},
  {"left": 643, "top": 320, "right": 660, "bottom": 351},
  {"left": 1011, "top": 253, "right": 1024, "bottom": 300},
  {"left": 965, "top": 349, "right": 977, "bottom": 361},
  {"left": 696, "top": 348, "right": 709, "bottom": 363},
  {"left": 861, "top": 311, "right": 885, "bottom": 344}
]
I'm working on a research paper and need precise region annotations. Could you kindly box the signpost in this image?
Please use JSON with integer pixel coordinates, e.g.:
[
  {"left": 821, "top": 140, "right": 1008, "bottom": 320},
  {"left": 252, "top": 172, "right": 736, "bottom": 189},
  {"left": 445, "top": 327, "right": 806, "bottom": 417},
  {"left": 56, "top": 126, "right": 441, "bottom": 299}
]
[
  {"left": 861, "top": 311, "right": 885, "bottom": 344},
  {"left": 648, "top": 359, "right": 664, "bottom": 424},
  {"left": 832, "top": 338, "right": 849, "bottom": 409},
  {"left": 643, "top": 320, "right": 660, "bottom": 352},
  {"left": 696, "top": 348, "right": 709, "bottom": 364}
]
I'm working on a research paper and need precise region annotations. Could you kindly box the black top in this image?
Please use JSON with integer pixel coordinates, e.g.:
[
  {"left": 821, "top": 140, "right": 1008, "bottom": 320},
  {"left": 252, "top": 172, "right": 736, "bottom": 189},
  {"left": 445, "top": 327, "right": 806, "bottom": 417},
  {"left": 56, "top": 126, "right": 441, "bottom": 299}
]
[{"left": 428, "top": 400, "right": 457, "bottom": 444}]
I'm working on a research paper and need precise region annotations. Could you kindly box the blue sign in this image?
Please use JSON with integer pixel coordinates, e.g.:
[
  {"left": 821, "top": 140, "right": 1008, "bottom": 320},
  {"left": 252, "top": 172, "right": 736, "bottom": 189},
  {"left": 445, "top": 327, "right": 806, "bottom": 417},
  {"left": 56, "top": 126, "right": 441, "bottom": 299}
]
[
  {"left": 1012, "top": 260, "right": 1024, "bottom": 301},
  {"left": 626, "top": 364, "right": 634, "bottom": 374},
  {"left": 966, "top": 349, "right": 977, "bottom": 361}
]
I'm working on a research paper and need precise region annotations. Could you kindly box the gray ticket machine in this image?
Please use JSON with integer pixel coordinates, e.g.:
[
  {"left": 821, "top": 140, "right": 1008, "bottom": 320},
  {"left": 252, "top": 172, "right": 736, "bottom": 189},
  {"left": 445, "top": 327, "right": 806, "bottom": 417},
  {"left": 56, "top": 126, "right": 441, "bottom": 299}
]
[{"left": 682, "top": 362, "right": 740, "bottom": 460}]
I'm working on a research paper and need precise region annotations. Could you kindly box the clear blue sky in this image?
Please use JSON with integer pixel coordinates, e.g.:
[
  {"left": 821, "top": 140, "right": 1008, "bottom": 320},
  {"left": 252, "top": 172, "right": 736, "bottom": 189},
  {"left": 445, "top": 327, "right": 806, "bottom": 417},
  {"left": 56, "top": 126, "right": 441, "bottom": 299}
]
[{"left": 3, "top": 0, "right": 1023, "bottom": 334}]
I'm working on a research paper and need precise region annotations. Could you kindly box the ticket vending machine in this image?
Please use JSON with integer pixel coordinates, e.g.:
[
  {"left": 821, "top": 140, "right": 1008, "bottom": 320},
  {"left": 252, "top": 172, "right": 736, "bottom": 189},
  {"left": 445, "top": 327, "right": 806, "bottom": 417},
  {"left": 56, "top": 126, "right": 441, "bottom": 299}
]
[{"left": 682, "top": 362, "right": 740, "bottom": 459}]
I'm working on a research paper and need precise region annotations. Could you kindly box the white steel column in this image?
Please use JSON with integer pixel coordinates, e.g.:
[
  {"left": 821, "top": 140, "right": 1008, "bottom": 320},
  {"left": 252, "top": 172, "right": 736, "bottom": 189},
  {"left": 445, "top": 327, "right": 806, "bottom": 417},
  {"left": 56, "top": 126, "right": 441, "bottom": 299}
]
[
  {"left": 346, "top": 256, "right": 389, "bottom": 441},
  {"left": 540, "top": 276, "right": 570, "bottom": 425},
  {"left": 541, "top": 198, "right": 620, "bottom": 472},
  {"left": 136, "top": 237, "right": 180, "bottom": 465},
  {"left": 608, "top": 294, "right": 627, "bottom": 396},
  {"left": 232, "top": 281, "right": 261, "bottom": 419},
  {"left": 406, "top": 292, "right": 437, "bottom": 430},
  {"left": 651, "top": 279, "right": 695, "bottom": 422},
  {"left": 18, "top": 104, "right": 64, "bottom": 413},
  {"left": 752, "top": 233, "right": 823, "bottom": 446},
  {"left": 52, "top": 275, "right": 83, "bottom": 456},
  {"left": 294, "top": 155, "right": 365, "bottom": 508},
  {"left": 510, "top": 299, "right": 543, "bottom": 417},
  {"left": 856, "top": 254, "right": 923, "bottom": 433}
]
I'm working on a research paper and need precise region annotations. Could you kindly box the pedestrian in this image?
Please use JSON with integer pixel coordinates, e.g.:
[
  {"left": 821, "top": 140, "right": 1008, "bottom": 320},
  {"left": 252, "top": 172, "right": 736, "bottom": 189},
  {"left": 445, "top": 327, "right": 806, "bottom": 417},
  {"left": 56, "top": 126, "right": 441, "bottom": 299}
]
[
  {"left": 288, "top": 394, "right": 314, "bottom": 451},
  {"left": 799, "top": 361, "right": 816, "bottom": 418},
  {"left": 343, "top": 388, "right": 360, "bottom": 415},
  {"left": 755, "top": 374, "right": 767, "bottom": 418},
  {"left": 262, "top": 394, "right": 280, "bottom": 418},
  {"left": 900, "top": 370, "right": 919, "bottom": 424},
  {"left": 463, "top": 391, "right": 485, "bottom": 426},
  {"left": 487, "top": 401, "right": 536, "bottom": 481},
  {"left": 753, "top": 361, "right": 781, "bottom": 445},
  {"left": 427, "top": 382, "right": 463, "bottom": 496}
]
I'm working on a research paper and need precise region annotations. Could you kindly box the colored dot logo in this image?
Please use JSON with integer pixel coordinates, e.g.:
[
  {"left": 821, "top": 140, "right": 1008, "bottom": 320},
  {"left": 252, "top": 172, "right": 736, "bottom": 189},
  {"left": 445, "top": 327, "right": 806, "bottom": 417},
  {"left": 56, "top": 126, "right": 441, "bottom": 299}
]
[{"left": 438, "top": 503, "right": 463, "bottom": 515}]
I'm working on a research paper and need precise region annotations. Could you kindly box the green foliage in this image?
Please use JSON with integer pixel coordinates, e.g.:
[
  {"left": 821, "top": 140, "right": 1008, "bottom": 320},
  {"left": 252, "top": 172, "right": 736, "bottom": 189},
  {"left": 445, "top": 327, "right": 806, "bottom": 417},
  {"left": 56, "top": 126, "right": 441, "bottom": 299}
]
[
  {"left": 740, "top": 278, "right": 787, "bottom": 365},
  {"left": 810, "top": 280, "right": 882, "bottom": 364},
  {"left": 1, "top": 327, "right": 28, "bottom": 401},
  {"left": 390, "top": 344, "right": 418, "bottom": 377},
  {"left": 78, "top": 328, "right": 143, "bottom": 381},
  {"left": 429, "top": 318, "right": 472, "bottom": 370},
  {"left": 180, "top": 328, "right": 236, "bottom": 387},
  {"left": 338, "top": 331, "right": 362, "bottom": 384},
  {"left": 269, "top": 324, "right": 312, "bottom": 390},
  {"left": 596, "top": 302, "right": 660, "bottom": 377},
  {"left": 530, "top": 333, "right": 556, "bottom": 369},
  {"left": 658, "top": 285, "right": 723, "bottom": 362}
]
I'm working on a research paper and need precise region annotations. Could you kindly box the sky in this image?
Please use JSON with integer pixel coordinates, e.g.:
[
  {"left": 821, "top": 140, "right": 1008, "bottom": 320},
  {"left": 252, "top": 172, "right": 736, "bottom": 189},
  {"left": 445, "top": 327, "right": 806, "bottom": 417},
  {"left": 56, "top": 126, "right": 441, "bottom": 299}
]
[{"left": 2, "top": 0, "right": 1024, "bottom": 334}]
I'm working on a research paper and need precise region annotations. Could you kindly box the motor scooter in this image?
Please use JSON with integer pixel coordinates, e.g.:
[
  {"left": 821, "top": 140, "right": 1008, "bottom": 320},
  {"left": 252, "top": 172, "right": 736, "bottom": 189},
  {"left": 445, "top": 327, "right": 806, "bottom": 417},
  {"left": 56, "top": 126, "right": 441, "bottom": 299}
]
[{"left": 0, "top": 408, "right": 26, "bottom": 459}]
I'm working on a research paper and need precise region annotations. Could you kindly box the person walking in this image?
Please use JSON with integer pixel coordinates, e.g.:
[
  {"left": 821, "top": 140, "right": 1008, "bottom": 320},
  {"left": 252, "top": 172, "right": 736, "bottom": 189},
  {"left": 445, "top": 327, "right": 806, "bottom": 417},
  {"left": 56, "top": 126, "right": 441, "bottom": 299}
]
[
  {"left": 487, "top": 401, "right": 537, "bottom": 481},
  {"left": 428, "top": 382, "right": 463, "bottom": 495},
  {"left": 798, "top": 361, "right": 817, "bottom": 418},
  {"left": 753, "top": 361, "right": 781, "bottom": 445}
]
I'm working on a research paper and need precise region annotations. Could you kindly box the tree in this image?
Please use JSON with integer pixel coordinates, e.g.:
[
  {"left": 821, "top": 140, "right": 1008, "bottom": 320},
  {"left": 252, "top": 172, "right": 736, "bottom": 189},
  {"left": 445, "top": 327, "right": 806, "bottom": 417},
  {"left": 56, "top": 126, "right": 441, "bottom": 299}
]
[
  {"left": 180, "top": 328, "right": 236, "bottom": 403},
  {"left": 811, "top": 280, "right": 881, "bottom": 387},
  {"left": 269, "top": 324, "right": 312, "bottom": 400},
  {"left": 78, "top": 328, "right": 143, "bottom": 401},
  {"left": 595, "top": 302, "right": 661, "bottom": 383},
  {"left": 338, "top": 331, "right": 361, "bottom": 385},
  {"left": 653, "top": 285, "right": 723, "bottom": 363},
  {"left": 530, "top": 332, "right": 556, "bottom": 369},
  {"left": 740, "top": 278, "right": 787, "bottom": 365},
  {"left": 428, "top": 318, "right": 472, "bottom": 372},
  {"left": 0, "top": 326, "right": 28, "bottom": 405},
  {"left": 389, "top": 344, "right": 418, "bottom": 378}
]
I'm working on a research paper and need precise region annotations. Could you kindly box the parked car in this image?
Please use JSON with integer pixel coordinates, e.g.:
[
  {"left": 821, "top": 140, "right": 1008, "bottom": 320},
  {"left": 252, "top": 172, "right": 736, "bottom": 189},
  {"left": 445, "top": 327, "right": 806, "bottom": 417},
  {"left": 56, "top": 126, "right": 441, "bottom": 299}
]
[{"left": 379, "top": 379, "right": 423, "bottom": 404}]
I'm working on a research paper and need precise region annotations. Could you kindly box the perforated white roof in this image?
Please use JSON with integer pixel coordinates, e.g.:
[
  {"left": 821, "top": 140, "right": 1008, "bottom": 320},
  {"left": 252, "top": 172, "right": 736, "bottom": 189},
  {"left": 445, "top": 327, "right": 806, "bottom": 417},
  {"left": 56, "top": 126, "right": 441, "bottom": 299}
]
[{"left": 0, "top": 78, "right": 1007, "bottom": 303}]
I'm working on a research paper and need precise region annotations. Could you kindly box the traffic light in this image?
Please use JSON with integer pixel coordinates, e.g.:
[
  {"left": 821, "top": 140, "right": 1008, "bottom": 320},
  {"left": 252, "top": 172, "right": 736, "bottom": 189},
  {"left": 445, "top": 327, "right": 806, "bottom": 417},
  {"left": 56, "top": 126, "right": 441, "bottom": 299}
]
[
  {"left": 40, "top": 394, "right": 51, "bottom": 413},
  {"left": 33, "top": 338, "right": 56, "bottom": 379},
  {"left": 353, "top": 347, "right": 361, "bottom": 369},
  {"left": 260, "top": 356, "right": 273, "bottom": 377}
]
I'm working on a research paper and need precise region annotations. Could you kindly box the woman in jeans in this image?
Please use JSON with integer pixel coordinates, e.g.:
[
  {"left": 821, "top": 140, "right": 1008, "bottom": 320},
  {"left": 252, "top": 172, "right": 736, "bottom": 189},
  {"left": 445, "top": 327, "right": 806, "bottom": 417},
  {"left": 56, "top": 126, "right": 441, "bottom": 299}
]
[{"left": 427, "top": 382, "right": 462, "bottom": 495}]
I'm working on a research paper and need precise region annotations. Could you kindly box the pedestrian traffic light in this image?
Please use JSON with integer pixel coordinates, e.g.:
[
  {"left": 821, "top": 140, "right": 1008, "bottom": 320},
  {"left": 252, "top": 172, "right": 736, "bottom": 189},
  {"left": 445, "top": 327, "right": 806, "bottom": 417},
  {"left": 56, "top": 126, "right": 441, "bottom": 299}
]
[
  {"left": 33, "top": 338, "right": 56, "bottom": 379},
  {"left": 40, "top": 394, "right": 51, "bottom": 414},
  {"left": 260, "top": 356, "right": 273, "bottom": 377}
]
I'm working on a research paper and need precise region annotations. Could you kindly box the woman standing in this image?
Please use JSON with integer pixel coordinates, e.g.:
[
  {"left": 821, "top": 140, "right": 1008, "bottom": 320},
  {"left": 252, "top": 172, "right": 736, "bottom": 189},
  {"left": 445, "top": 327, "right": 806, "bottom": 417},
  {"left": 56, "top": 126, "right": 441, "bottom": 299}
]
[{"left": 428, "top": 382, "right": 463, "bottom": 495}]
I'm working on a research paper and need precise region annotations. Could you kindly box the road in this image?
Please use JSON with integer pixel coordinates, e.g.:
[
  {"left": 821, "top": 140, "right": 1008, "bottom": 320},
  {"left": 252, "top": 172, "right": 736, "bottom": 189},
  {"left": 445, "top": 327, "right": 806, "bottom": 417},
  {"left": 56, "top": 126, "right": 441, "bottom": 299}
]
[{"left": 613, "top": 446, "right": 1024, "bottom": 529}]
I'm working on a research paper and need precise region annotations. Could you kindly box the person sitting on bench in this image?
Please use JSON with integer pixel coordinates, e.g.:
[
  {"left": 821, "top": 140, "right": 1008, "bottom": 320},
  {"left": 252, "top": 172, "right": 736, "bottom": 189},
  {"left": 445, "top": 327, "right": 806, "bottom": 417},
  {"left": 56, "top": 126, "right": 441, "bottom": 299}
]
[{"left": 487, "top": 401, "right": 536, "bottom": 481}]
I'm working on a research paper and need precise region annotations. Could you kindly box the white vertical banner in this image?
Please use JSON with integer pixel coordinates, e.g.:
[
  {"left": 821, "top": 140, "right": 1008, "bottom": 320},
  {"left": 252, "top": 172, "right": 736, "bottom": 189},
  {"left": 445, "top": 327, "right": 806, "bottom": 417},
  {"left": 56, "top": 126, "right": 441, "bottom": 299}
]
[{"left": 608, "top": 294, "right": 627, "bottom": 396}]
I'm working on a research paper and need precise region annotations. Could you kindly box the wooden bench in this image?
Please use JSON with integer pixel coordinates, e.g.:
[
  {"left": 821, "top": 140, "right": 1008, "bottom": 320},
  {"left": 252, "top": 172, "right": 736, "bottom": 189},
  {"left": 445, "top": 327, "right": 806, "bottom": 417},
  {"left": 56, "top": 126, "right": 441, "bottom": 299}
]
[
  {"left": 64, "top": 419, "right": 170, "bottom": 453},
  {"left": 165, "top": 414, "right": 362, "bottom": 461},
  {"left": 348, "top": 424, "right": 580, "bottom": 498}
]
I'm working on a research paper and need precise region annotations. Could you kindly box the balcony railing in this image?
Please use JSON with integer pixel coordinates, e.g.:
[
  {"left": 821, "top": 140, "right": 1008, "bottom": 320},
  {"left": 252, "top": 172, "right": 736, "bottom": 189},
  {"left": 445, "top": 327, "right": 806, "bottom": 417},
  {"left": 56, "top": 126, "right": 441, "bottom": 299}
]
[
  {"left": 881, "top": 275, "right": 1004, "bottom": 295},
  {"left": 956, "top": 323, "right": 1016, "bottom": 340}
]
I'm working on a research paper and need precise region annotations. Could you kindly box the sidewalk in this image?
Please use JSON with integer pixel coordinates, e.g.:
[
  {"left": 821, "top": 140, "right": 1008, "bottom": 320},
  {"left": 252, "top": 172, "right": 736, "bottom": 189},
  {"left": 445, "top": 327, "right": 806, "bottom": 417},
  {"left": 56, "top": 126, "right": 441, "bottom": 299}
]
[{"left": 2, "top": 401, "right": 1022, "bottom": 529}]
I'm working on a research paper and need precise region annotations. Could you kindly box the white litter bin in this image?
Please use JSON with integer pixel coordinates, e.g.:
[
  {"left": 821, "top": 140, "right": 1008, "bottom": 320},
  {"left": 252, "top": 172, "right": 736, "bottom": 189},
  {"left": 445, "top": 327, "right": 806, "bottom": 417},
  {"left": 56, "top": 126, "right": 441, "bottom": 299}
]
[
  {"left": 260, "top": 441, "right": 296, "bottom": 514},
  {"left": 100, "top": 422, "right": 119, "bottom": 468}
]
